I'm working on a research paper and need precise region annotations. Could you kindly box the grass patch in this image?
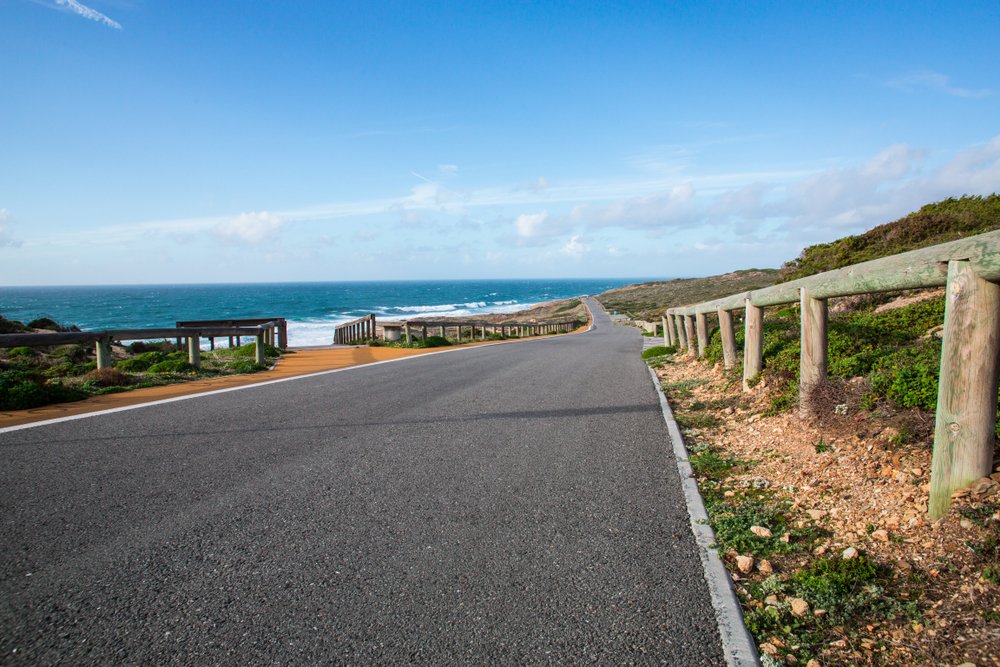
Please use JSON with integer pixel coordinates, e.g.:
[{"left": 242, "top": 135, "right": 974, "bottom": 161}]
[{"left": 674, "top": 411, "right": 722, "bottom": 430}]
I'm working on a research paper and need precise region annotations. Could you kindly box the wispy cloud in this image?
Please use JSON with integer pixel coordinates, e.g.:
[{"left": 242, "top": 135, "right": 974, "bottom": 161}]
[
  {"left": 0, "top": 209, "right": 22, "bottom": 248},
  {"left": 46, "top": 0, "right": 123, "bottom": 29},
  {"left": 886, "top": 70, "right": 992, "bottom": 99},
  {"left": 213, "top": 211, "right": 284, "bottom": 245}
]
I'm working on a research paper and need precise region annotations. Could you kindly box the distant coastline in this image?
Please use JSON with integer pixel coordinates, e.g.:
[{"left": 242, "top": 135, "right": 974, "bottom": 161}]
[{"left": 0, "top": 278, "right": 649, "bottom": 347}]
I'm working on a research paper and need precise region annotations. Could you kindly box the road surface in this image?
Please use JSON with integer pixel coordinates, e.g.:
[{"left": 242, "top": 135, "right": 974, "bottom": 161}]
[{"left": 0, "top": 298, "right": 724, "bottom": 665}]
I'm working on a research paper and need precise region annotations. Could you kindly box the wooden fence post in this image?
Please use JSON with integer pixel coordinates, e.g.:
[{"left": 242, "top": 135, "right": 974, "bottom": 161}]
[
  {"left": 95, "top": 336, "right": 113, "bottom": 369},
  {"left": 684, "top": 316, "right": 696, "bottom": 356},
  {"left": 695, "top": 312, "right": 708, "bottom": 358},
  {"left": 404, "top": 322, "right": 411, "bottom": 345},
  {"left": 743, "top": 300, "right": 763, "bottom": 391},
  {"left": 255, "top": 332, "right": 266, "bottom": 366},
  {"left": 278, "top": 320, "right": 288, "bottom": 349},
  {"left": 929, "top": 260, "right": 1000, "bottom": 519},
  {"left": 718, "top": 308, "right": 737, "bottom": 369},
  {"left": 674, "top": 314, "right": 687, "bottom": 351},
  {"left": 799, "top": 287, "right": 828, "bottom": 416},
  {"left": 661, "top": 316, "right": 671, "bottom": 347},
  {"left": 187, "top": 335, "right": 201, "bottom": 369}
]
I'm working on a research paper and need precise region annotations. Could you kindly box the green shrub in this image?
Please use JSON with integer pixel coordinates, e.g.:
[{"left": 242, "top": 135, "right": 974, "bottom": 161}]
[
  {"left": 82, "top": 368, "right": 132, "bottom": 388},
  {"left": 226, "top": 359, "right": 265, "bottom": 373},
  {"left": 788, "top": 555, "right": 887, "bottom": 624},
  {"left": 0, "top": 317, "right": 29, "bottom": 334},
  {"left": 0, "top": 369, "right": 87, "bottom": 410},
  {"left": 8, "top": 346, "right": 36, "bottom": 357},
  {"left": 419, "top": 336, "right": 452, "bottom": 348},
  {"left": 115, "top": 351, "right": 167, "bottom": 372},
  {"left": 146, "top": 359, "right": 194, "bottom": 374},
  {"left": 228, "top": 342, "right": 281, "bottom": 358},
  {"left": 53, "top": 344, "right": 90, "bottom": 362},
  {"left": 642, "top": 345, "right": 675, "bottom": 359}
]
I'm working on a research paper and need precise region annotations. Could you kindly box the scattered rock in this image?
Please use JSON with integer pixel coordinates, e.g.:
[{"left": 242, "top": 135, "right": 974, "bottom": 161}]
[
  {"left": 960, "top": 518, "right": 974, "bottom": 530},
  {"left": 735, "top": 555, "right": 754, "bottom": 574},
  {"left": 790, "top": 597, "right": 810, "bottom": 617},
  {"left": 842, "top": 547, "right": 859, "bottom": 560},
  {"left": 759, "top": 642, "right": 778, "bottom": 656},
  {"left": 750, "top": 525, "right": 772, "bottom": 538},
  {"left": 971, "top": 477, "right": 999, "bottom": 497},
  {"left": 806, "top": 509, "right": 827, "bottom": 520},
  {"left": 806, "top": 660, "right": 821, "bottom": 667},
  {"left": 813, "top": 545, "right": 827, "bottom": 556},
  {"left": 872, "top": 529, "right": 889, "bottom": 542},
  {"left": 813, "top": 609, "right": 827, "bottom": 618},
  {"left": 757, "top": 559, "right": 773, "bottom": 575},
  {"left": 764, "top": 594, "right": 779, "bottom": 606}
]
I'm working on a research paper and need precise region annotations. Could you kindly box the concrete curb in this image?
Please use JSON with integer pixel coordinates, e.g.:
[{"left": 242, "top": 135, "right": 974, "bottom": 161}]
[{"left": 647, "top": 366, "right": 761, "bottom": 667}]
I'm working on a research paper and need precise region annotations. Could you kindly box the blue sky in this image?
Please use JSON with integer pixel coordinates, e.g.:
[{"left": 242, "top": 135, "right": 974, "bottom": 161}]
[{"left": 1, "top": 0, "right": 998, "bottom": 285}]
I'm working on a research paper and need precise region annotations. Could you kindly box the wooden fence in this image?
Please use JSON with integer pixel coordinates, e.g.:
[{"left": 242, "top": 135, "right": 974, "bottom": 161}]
[
  {"left": 0, "top": 320, "right": 280, "bottom": 369},
  {"left": 334, "top": 315, "right": 377, "bottom": 344},
  {"left": 661, "top": 230, "right": 1000, "bottom": 518},
  {"left": 177, "top": 318, "right": 287, "bottom": 350},
  {"left": 334, "top": 316, "right": 583, "bottom": 345}
]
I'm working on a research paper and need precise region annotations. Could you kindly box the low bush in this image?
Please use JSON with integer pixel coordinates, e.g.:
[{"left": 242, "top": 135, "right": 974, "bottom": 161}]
[
  {"left": 418, "top": 336, "right": 452, "bottom": 348},
  {"left": 0, "top": 369, "right": 87, "bottom": 410},
  {"left": 82, "top": 368, "right": 132, "bottom": 388},
  {"left": 8, "top": 346, "right": 37, "bottom": 358},
  {"left": 147, "top": 359, "right": 194, "bottom": 374},
  {"left": 642, "top": 345, "right": 675, "bottom": 359}
]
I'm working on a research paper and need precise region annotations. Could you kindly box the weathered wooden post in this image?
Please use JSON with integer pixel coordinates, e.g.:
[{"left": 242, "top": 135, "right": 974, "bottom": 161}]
[
  {"left": 661, "top": 316, "right": 671, "bottom": 347},
  {"left": 95, "top": 336, "right": 113, "bottom": 369},
  {"left": 403, "top": 322, "right": 411, "bottom": 345},
  {"left": 743, "top": 299, "right": 763, "bottom": 391},
  {"left": 929, "top": 260, "right": 1000, "bottom": 519},
  {"left": 278, "top": 320, "right": 288, "bottom": 349},
  {"left": 673, "top": 313, "right": 687, "bottom": 351},
  {"left": 718, "top": 308, "right": 737, "bottom": 369},
  {"left": 481, "top": 325, "right": 486, "bottom": 341},
  {"left": 799, "top": 287, "right": 828, "bottom": 416},
  {"left": 255, "top": 331, "right": 266, "bottom": 366},
  {"left": 695, "top": 312, "right": 708, "bottom": 358},
  {"left": 187, "top": 334, "right": 201, "bottom": 369},
  {"left": 683, "top": 315, "right": 696, "bottom": 356}
]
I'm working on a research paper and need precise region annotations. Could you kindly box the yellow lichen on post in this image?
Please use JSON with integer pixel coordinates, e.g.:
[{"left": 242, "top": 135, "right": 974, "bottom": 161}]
[{"left": 929, "top": 260, "right": 1000, "bottom": 519}]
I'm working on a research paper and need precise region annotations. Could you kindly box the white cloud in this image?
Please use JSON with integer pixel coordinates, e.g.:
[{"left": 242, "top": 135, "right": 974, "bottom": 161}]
[
  {"left": 886, "top": 70, "right": 992, "bottom": 99},
  {"left": 0, "top": 209, "right": 21, "bottom": 248},
  {"left": 559, "top": 235, "right": 587, "bottom": 258},
  {"left": 569, "top": 182, "right": 698, "bottom": 229},
  {"left": 437, "top": 164, "right": 458, "bottom": 175},
  {"left": 213, "top": 211, "right": 284, "bottom": 245},
  {"left": 515, "top": 211, "right": 548, "bottom": 238},
  {"left": 53, "top": 0, "right": 122, "bottom": 30}
]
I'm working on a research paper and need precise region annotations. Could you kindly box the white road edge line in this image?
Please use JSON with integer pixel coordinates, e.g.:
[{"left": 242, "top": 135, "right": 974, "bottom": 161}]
[
  {"left": 0, "top": 313, "right": 596, "bottom": 435},
  {"left": 647, "top": 365, "right": 761, "bottom": 667}
]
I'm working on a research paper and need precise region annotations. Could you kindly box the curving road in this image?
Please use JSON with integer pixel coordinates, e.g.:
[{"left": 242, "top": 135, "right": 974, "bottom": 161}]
[{"left": 0, "top": 298, "right": 724, "bottom": 665}]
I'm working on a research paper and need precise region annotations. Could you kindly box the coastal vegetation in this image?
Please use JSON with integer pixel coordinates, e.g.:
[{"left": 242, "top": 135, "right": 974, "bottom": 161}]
[
  {"left": 0, "top": 328, "right": 280, "bottom": 411},
  {"left": 631, "top": 194, "right": 1000, "bottom": 665}
]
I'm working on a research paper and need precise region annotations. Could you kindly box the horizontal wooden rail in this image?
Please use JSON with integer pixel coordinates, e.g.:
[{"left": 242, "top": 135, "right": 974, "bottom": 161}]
[
  {"left": 0, "top": 321, "right": 279, "bottom": 371},
  {"left": 662, "top": 230, "right": 1000, "bottom": 519},
  {"left": 177, "top": 317, "right": 287, "bottom": 349}
]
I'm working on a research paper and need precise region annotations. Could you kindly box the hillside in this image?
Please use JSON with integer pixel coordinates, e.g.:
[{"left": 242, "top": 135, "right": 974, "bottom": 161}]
[
  {"left": 596, "top": 269, "right": 780, "bottom": 320},
  {"left": 780, "top": 194, "right": 1000, "bottom": 281},
  {"left": 635, "top": 193, "right": 1000, "bottom": 665}
]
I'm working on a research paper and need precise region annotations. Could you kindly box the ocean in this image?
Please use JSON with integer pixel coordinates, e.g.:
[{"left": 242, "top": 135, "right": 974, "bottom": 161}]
[{"left": 0, "top": 279, "right": 639, "bottom": 347}]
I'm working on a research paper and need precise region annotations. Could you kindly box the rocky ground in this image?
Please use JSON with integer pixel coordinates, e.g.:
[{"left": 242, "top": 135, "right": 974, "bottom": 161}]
[{"left": 654, "top": 353, "right": 1000, "bottom": 666}]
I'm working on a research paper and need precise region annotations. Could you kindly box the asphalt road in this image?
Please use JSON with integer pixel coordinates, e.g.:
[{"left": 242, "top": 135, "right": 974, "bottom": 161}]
[{"left": 0, "top": 298, "right": 724, "bottom": 665}]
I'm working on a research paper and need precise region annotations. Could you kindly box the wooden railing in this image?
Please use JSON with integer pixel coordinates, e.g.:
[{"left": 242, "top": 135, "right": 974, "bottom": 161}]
[
  {"left": 0, "top": 321, "right": 281, "bottom": 369},
  {"left": 177, "top": 318, "right": 287, "bottom": 349},
  {"left": 398, "top": 319, "right": 581, "bottom": 343},
  {"left": 334, "top": 315, "right": 584, "bottom": 345},
  {"left": 661, "top": 230, "right": 1000, "bottom": 518},
  {"left": 334, "top": 315, "right": 376, "bottom": 344}
]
